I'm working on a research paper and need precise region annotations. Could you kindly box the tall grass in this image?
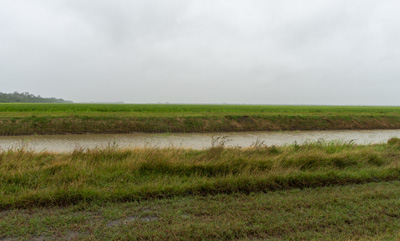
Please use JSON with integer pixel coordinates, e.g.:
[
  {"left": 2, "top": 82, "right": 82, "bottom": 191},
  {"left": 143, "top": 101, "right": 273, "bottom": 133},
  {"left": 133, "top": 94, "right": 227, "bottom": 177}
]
[{"left": 1, "top": 140, "right": 400, "bottom": 209}]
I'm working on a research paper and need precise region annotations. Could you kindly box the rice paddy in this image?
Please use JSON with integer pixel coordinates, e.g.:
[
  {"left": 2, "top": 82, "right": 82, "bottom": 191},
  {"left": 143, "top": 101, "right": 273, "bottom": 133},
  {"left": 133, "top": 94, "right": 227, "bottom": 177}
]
[{"left": 1, "top": 104, "right": 400, "bottom": 135}]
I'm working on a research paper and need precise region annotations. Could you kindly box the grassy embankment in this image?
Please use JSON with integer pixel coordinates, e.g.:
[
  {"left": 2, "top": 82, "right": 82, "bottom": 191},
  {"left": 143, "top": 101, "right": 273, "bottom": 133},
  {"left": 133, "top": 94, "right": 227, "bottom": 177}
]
[
  {"left": 2, "top": 138, "right": 400, "bottom": 209},
  {"left": 1, "top": 104, "right": 400, "bottom": 135},
  {"left": 1, "top": 139, "right": 400, "bottom": 239}
]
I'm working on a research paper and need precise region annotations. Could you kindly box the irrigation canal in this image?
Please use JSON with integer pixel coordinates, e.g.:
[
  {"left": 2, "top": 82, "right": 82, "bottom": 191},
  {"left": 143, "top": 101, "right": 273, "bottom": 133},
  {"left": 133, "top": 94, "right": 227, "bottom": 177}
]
[{"left": 0, "top": 129, "right": 400, "bottom": 152}]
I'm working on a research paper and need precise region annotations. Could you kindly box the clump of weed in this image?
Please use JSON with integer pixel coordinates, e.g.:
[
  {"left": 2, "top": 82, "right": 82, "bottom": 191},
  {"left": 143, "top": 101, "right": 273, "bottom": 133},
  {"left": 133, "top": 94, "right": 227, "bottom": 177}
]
[
  {"left": 388, "top": 137, "right": 400, "bottom": 146},
  {"left": 298, "top": 139, "right": 355, "bottom": 153},
  {"left": 266, "top": 145, "right": 281, "bottom": 155},
  {"left": 206, "top": 136, "right": 228, "bottom": 158},
  {"left": 250, "top": 138, "right": 266, "bottom": 148},
  {"left": 367, "top": 154, "right": 384, "bottom": 166}
]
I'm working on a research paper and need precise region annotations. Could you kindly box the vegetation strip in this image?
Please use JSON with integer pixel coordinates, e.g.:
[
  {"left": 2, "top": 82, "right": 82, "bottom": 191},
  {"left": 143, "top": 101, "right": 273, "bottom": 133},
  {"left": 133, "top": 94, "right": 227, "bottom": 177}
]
[
  {"left": 2, "top": 181, "right": 400, "bottom": 240},
  {"left": 1, "top": 138, "right": 400, "bottom": 209},
  {"left": 0, "top": 92, "right": 72, "bottom": 103},
  {"left": 1, "top": 104, "right": 400, "bottom": 134},
  {"left": 2, "top": 103, "right": 400, "bottom": 116},
  {"left": 2, "top": 115, "right": 400, "bottom": 135}
]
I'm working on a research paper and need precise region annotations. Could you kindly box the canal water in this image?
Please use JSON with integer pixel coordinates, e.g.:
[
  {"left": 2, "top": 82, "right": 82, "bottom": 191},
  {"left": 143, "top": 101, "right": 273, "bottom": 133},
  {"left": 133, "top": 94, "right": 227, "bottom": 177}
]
[{"left": 0, "top": 129, "right": 399, "bottom": 152}]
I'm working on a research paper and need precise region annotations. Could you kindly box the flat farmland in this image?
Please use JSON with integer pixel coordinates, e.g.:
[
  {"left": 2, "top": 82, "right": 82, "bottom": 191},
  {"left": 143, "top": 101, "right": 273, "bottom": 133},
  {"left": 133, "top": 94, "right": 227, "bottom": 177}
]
[
  {"left": 0, "top": 104, "right": 400, "bottom": 135},
  {"left": 1, "top": 103, "right": 400, "bottom": 117}
]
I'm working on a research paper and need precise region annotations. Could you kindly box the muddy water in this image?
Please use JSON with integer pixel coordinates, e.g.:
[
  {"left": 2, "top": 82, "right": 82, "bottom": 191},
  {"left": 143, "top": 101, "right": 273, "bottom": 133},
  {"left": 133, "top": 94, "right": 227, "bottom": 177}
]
[{"left": 0, "top": 130, "right": 400, "bottom": 152}]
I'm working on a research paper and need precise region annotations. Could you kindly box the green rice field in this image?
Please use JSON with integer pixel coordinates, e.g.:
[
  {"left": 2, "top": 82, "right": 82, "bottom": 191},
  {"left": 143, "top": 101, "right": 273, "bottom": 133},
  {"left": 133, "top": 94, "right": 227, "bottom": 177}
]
[
  {"left": 1, "top": 104, "right": 400, "bottom": 135},
  {"left": 1, "top": 103, "right": 400, "bottom": 117}
]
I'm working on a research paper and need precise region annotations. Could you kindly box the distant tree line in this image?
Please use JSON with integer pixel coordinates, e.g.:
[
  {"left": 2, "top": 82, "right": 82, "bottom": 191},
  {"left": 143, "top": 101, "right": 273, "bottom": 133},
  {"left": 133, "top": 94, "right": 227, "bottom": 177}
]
[{"left": 0, "top": 91, "right": 72, "bottom": 103}]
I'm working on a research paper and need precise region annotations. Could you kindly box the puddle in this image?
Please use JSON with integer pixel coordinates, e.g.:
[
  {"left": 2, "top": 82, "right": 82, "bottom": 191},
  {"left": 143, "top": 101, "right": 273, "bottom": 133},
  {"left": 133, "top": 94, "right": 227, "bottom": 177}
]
[{"left": 106, "top": 215, "right": 159, "bottom": 227}]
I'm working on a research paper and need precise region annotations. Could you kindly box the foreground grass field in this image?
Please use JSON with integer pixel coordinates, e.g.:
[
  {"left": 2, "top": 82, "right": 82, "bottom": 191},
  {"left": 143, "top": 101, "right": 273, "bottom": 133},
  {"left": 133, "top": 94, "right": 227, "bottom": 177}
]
[
  {"left": 2, "top": 139, "right": 400, "bottom": 239},
  {"left": 1, "top": 104, "right": 400, "bottom": 134},
  {"left": 1, "top": 181, "right": 400, "bottom": 240}
]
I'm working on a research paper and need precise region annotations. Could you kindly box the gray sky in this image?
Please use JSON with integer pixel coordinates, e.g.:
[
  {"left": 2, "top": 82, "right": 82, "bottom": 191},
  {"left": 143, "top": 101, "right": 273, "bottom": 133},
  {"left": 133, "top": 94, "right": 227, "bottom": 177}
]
[{"left": 1, "top": 0, "right": 400, "bottom": 105}]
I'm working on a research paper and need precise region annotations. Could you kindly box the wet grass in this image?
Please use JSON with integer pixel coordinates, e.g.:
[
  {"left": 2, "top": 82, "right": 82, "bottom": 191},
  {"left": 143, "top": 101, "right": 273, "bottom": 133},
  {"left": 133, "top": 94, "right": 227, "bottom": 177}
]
[
  {"left": 1, "top": 139, "right": 400, "bottom": 210},
  {"left": 1, "top": 181, "right": 400, "bottom": 240},
  {"left": 2, "top": 139, "right": 400, "bottom": 239}
]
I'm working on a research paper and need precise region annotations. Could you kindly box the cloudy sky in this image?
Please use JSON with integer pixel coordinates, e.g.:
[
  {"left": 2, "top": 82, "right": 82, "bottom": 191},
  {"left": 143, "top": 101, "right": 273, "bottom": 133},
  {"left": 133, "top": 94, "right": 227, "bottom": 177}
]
[{"left": 1, "top": 0, "right": 399, "bottom": 105}]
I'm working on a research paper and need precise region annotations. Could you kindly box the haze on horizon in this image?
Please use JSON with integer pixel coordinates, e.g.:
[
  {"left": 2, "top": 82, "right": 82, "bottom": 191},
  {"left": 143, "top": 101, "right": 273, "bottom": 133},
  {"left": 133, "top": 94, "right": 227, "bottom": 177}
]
[{"left": 1, "top": 0, "right": 399, "bottom": 105}]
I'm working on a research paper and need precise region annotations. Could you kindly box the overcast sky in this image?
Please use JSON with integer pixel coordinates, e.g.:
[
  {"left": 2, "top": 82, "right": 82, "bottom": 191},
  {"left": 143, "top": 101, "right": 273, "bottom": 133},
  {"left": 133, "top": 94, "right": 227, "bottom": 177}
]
[{"left": 1, "top": 0, "right": 399, "bottom": 105}]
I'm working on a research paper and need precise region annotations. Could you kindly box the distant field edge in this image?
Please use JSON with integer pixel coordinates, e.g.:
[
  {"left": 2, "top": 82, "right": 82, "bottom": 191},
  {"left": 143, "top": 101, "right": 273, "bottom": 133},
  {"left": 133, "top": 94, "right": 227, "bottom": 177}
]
[{"left": 1, "top": 115, "right": 400, "bottom": 135}]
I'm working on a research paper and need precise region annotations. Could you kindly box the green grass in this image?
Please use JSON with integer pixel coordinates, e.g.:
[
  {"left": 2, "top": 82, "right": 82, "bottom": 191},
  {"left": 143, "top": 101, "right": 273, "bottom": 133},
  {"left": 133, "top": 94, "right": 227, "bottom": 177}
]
[
  {"left": 1, "top": 103, "right": 400, "bottom": 117},
  {"left": 2, "top": 139, "right": 400, "bottom": 240},
  {"left": 2, "top": 139, "right": 400, "bottom": 209},
  {"left": 1, "top": 104, "right": 400, "bottom": 135},
  {"left": 2, "top": 104, "right": 400, "bottom": 239},
  {"left": 1, "top": 181, "right": 400, "bottom": 240}
]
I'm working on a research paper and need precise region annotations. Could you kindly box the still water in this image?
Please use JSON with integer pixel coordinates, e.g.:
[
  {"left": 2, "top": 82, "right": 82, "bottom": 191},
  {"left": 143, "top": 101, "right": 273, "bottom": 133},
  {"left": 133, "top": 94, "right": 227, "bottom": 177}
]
[{"left": 0, "top": 130, "right": 400, "bottom": 152}]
